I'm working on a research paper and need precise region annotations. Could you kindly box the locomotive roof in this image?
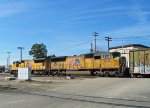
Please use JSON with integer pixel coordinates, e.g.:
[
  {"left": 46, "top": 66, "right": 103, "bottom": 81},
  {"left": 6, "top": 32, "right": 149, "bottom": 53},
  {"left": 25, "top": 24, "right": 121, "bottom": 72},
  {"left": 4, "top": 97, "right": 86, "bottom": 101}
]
[
  {"left": 80, "top": 53, "right": 94, "bottom": 56},
  {"left": 80, "top": 52, "right": 113, "bottom": 56},
  {"left": 14, "top": 60, "right": 33, "bottom": 62},
  {"left": 50, "top": 56, "right": 67, "bottom": 59},
  {"left": 50, "top": 56, "right": 67, "bottom": 62},
  {"left": 33, "top": 58, "right": 45, "bottom": 61}
]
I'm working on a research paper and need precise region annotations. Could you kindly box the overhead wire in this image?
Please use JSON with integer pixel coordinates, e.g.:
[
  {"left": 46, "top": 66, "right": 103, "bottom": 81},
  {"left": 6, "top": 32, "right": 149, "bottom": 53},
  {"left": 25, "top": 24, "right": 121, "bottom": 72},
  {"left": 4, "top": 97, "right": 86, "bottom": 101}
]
[
  {"left": 112, "top": 35, "right": 150, "bottom": 39},
  {"left": 50, "top": 40, "right": 93, "bottom": 54},
  {"left": 1, "top": 40, "right": 93, "bottom": 62},
  {"left": 1, "top": 35, "right": 150, "bottom": 63}
]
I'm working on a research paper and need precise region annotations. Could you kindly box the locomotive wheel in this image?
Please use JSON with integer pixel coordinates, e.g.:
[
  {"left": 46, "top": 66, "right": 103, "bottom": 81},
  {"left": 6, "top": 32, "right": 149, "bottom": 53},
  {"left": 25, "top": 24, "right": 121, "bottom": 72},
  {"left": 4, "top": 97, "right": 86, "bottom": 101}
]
[
  {"left": 104, "top": 71, "right": 108, "bottom": 77},
  {"left": 98, "top": 71, "right": 104, "bottom": 77},
  {"left": 108, "top": 71, "right": 116, "bottom": 77},
  {"left": 62, "top": 71, "right": 66, "bottom": 76},
  {"left": 90, "top": 71, "right": 97, "bottom": 76},
  {"left": 133, "top": 74, "right": 138, "bottom": 78},
  {"left": 131, "top": 74, "right": 137, "bottom": 78}
]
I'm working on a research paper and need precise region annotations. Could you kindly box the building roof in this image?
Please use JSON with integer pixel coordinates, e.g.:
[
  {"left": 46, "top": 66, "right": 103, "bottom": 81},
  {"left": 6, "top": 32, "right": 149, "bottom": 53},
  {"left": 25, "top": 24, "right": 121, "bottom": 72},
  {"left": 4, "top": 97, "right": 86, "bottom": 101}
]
[{"left": 109, "top": 44, "right": 150, "bottom": 50}]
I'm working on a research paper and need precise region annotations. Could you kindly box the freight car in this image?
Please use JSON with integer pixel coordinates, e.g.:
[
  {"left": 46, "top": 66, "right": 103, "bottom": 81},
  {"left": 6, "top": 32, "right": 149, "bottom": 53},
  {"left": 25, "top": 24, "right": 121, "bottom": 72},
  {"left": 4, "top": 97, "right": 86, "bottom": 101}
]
[
  {"left": 11, "top": 52, "right": 129, "bottom": 77},
  {"left": 129, "top": 49, "right": 150, "bottom": 77}
]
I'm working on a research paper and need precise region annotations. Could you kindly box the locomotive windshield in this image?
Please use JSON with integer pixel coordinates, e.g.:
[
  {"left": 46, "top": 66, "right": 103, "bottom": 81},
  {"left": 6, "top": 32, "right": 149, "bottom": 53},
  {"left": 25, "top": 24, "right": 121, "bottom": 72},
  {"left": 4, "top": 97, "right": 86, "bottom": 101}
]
[{"left": 112, "top": 52, "right": 121, "bottom": 58}]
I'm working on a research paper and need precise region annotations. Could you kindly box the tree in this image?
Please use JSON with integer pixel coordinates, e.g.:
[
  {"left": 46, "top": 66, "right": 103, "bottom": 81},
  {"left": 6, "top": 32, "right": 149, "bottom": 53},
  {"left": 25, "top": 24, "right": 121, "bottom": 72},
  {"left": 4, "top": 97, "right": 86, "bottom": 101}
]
[{"left": 29, "top": 43, "right": 48, "bottom": 59}]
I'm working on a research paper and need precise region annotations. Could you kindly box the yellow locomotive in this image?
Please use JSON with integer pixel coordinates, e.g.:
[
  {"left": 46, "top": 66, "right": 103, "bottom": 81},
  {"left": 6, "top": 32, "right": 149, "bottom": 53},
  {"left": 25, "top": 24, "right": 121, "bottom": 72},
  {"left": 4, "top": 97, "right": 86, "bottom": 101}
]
[
  {"left": 11, "top": 59, "right": 46, "bottom": 75},
  {"left": 11, "top": 52, "right": 129, "bottom": 77}
]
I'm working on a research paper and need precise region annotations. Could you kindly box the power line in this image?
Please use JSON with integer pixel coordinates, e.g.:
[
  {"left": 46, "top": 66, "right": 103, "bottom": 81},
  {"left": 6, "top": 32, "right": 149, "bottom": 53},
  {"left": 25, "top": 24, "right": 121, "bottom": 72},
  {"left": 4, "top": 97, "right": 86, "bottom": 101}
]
[
  {"left": 111, "top": 39, "right": 131, "bottom": 41},
  {"left": 97, "top": 38, "right": 130, "bottom": 42},
  {"left": 113, "top": 35, "right": 150, "bottom": 39},
  {"left": 96, "top": 35, "right": 150, "bottom": 40},
  {"left": 50, "top": 40, "right": 93, "bottom": 54}
]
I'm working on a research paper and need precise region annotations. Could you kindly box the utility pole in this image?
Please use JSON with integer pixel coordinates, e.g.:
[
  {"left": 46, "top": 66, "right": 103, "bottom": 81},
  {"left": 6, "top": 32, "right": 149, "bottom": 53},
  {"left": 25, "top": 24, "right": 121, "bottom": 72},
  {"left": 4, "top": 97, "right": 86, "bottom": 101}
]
[
  {"left": 93, "top": 32, "right": 98, "bottom": 53},
  {"left": 90, "top": 43, "right": 93, "bottom": 53},
  {"left": 6, "top": 52, "right": 11, "bottom": 71},
  {"left": 17, "top": 47, "right": 24, "bottom": 61},
  {"left": 105, "top": 37, "right": 112, "bottom": 52}
]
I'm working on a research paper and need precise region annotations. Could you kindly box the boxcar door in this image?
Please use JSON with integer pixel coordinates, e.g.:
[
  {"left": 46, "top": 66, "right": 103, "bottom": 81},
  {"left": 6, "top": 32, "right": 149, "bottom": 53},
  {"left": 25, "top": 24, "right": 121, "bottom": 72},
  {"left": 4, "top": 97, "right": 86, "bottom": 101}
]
[
  {"left": 145, "top": 50, "right": 150, "bottom": 74},
  {"left": 139, "top": 51, "right": 145, "bottom": 74}
]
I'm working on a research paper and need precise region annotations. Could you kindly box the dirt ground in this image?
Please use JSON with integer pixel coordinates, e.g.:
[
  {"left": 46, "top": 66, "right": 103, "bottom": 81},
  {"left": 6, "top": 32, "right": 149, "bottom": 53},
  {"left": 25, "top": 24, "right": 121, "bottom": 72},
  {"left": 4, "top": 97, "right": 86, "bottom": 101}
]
[
  {"left": 0, "top": 73, "right": 86, "bottom": 92},
  {"left": 1, "top": 73, "right": 150, "bottom": 108}
]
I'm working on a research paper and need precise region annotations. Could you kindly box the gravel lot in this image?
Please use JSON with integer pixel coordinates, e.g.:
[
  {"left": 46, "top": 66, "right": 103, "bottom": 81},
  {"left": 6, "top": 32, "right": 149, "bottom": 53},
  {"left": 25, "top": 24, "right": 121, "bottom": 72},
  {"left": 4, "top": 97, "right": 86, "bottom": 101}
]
[
  {"left": 1, "top": 73, "right": 150, "bottom": 108},
  {"left": 0, "top": 73, "right": 87, "bottom": 92}
]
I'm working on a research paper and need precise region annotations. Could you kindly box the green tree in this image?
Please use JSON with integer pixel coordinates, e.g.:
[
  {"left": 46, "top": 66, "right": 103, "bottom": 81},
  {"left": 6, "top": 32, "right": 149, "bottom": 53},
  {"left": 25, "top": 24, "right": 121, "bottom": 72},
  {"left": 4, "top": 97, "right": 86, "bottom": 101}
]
[{"left": 29, "top": 43, "right": 48, "bottom": 59}]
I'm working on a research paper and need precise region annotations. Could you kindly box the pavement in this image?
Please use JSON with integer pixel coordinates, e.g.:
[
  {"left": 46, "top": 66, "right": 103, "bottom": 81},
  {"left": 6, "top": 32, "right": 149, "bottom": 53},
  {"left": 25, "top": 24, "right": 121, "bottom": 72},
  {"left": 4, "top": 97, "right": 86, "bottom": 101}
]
[{"left": 0, "top": 78, "right": 150, "bottom": 108}]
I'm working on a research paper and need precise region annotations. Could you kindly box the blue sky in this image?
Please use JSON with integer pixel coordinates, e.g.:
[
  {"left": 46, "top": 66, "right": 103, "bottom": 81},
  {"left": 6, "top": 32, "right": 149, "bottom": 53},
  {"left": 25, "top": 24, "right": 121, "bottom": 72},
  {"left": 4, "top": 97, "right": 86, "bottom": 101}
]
[{"left": 0, "top": 0, "right": 150, "bottom": 65}]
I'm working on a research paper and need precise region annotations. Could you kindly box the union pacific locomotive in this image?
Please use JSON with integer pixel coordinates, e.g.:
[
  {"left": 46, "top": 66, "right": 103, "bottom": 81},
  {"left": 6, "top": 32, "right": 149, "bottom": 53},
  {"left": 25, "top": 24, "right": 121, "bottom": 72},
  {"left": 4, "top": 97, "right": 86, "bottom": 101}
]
[{"left": 11, "top": 52, "right": 129, "bottom": 77}]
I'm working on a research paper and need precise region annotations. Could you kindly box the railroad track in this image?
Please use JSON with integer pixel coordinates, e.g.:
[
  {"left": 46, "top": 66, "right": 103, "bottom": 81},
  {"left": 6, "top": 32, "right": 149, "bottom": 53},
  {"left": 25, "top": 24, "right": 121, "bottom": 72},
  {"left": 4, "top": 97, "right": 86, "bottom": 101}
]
[
  {"left": 32, "top": 74, "right": 98, "bottom": 79},
  {"left": 0, "top": 85, "right": 17, "bottom": 91}
]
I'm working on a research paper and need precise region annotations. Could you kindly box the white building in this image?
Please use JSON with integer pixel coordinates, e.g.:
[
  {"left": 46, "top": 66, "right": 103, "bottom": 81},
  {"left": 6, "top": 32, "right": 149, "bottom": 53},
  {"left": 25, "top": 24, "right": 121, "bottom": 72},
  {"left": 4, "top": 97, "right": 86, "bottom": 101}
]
[{"left": 109, "top": 44, "right": 150, "bottom": 67}]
